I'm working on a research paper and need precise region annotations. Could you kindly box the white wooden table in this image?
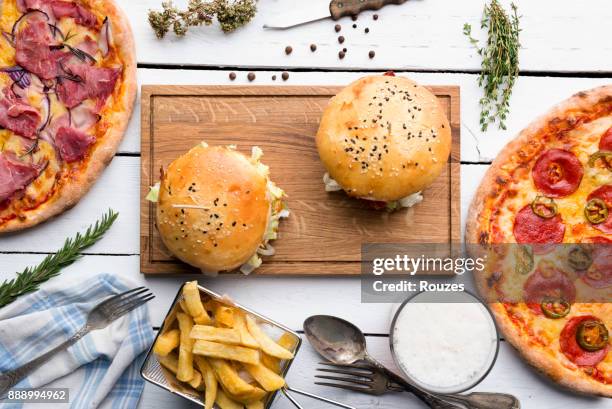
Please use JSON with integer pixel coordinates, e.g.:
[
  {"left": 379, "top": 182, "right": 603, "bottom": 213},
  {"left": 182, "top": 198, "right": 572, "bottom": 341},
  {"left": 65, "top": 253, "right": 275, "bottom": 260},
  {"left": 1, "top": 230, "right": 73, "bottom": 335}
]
[{"left": 1, "top": 1, "right": 611, "bottom": 408}]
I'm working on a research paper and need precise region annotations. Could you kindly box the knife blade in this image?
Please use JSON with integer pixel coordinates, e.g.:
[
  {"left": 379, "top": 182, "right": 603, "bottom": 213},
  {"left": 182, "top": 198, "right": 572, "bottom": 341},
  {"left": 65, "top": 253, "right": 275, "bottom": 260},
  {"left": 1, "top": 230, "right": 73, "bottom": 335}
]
[{"left": 263, "top": 0, "right": 408, "bottom": 30}]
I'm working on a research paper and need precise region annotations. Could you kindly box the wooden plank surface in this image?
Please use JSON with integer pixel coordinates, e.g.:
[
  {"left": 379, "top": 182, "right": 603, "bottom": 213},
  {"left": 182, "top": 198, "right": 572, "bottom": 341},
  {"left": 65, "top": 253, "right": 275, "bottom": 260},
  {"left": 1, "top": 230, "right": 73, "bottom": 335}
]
[
  {"left": 0, "top": 64, "right": 610, "bottom": 408},
  {"left": 140, "top": 85, "right": 460, "bottom": 275},
  {"left": 125, "top": 0, "right": 612, "bottom": 73}
]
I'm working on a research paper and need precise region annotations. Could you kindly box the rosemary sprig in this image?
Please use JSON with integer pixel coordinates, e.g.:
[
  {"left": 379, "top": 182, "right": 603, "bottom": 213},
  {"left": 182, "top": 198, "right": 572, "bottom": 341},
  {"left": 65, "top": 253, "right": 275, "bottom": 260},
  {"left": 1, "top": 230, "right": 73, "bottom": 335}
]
[
  {"left": 464, "top": 0, "right": 521, "bottom": 131},
  {"left": 0, "top": 209, "right": 118, "bottom": 308}
]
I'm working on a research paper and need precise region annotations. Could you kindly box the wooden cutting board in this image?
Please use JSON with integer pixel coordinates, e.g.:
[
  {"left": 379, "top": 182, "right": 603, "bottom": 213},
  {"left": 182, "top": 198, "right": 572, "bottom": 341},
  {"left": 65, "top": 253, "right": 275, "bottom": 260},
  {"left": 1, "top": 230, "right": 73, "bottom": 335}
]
[{"left": 141, "top": 85, "right": 460, "bottom": 275}]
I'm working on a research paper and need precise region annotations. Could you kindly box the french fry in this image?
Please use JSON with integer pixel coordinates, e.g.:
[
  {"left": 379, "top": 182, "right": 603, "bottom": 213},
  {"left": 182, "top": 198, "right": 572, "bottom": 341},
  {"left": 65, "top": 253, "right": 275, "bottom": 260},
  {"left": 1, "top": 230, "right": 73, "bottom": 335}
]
[
  {"left": 261, "top": 333, "right": 298, "bottom": 373},
  {"left": 193, "top": 340, "right": 259, "bottom": 365},
  {"left": 235, "top": 313, "right": 259, "bottom": 348},
  {"left": 183, "top": 281, "right": 212, "bottom": 324},
  {"left": 246, "top": 315, "right": 294, "bottom": 360},
  {"left": 214, "top": 304, "right": 235, "bottom": 327},
  {"left": 190, "top": 325, "right": 242, "bottom": 345},
  {"left": 158, "top": 353, "right": 204, "bottom": 390},
  {"left": 245, "top": 400, "right": 265, "bottom": 409},
  {"left": 179, "top": 299, "right": 189, "bottom": 313},
  {"left": 189, "top": 370, "right": 204, "bottom": 391},
  {"left": 176, "top": 312, "right": 195, "bottom": 382},
  {"left": 215, "top": 389, "right": 243, "bottom": 409},
  {"left": 209, "top": 358, "right": 266, "bottom": 401},
  {"left": 158, "top": 353, "right": 180, "bottom": 373},
  {"left": 223, "top": 386, "right": 267, "bottom": 405},
  {"left": 260, "top": 353, "right": 279, "bottom": 373},
  {"left": 194, "top": 356, "right": 218, "bottom": 409},
  {"left": 243, "top": 363, "right": 286, "bottom": 391},
  {"left": 153, "top": 329, "right": 180, "bottom": 357}
]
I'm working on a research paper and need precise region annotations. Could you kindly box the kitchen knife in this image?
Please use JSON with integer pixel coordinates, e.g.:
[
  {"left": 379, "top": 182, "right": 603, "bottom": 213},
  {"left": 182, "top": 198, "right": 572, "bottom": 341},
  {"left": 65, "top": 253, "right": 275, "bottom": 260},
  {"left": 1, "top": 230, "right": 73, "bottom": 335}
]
[{"left": 263, "top": 0, "right": 408, "bottom": 29}]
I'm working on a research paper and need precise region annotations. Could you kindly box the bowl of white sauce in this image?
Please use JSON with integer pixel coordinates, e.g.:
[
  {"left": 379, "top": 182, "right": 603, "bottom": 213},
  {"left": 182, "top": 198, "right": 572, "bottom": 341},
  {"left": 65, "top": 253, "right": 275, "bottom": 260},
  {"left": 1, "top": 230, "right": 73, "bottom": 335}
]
[{"left": 389, "top": 291, "right": 499, "bottom": 394}]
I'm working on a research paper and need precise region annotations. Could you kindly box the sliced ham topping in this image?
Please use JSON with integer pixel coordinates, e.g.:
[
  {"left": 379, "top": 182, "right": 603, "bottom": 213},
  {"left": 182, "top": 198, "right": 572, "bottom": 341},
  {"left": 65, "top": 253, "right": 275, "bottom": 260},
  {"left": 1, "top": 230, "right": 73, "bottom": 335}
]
[
  {"left": 50, "top": 1, "right": 97, "bottom": 28},
  {"left": 600, "top": 126, "right": 612, "bottom": 150},
  {"left": 0, "top": 152, "right": 40, "bottom": 202},
  {"left": 560, "top": 316, "right": 610, "bottom": 367},
  {"left": 532, "top": 149, "right": 583, "bottom": 198},
  {"left": 587, "top": 185, "right": 612, "bottom": 234},
  {"left": 55, "top": 126, "right": 95, "bottom": 162},
  {"left": 18, "top": 0, "right": 97, "bottom": 28},
  {"left": 56, "top": 63, "right": 120, "bottom": 109},
  {"left": 0, "top": 88, "right": 40, "bottom": 138},
  {"left": 513, "top": 204, "right": 566, "bottom": 244},
  {"left": 15, "top": 15, "right": 61, "bottom": 80}
]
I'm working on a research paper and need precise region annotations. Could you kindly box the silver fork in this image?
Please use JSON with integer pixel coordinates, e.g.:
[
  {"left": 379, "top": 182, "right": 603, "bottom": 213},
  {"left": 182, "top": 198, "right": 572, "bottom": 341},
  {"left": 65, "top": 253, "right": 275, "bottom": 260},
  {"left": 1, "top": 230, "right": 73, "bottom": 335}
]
[
  {"left": 316, "top": 362, "right": 520, "bottom": 409},
  {"left": 0, "top": 286, "right": 154, "bottom": 396}
]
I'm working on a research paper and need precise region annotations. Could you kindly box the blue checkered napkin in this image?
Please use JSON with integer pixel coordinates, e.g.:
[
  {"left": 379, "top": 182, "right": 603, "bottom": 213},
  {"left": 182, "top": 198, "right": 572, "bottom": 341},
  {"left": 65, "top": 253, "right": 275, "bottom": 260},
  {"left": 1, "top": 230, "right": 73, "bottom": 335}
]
[{"left": 0, "top": 273, "right": 154, "bottom": 409}]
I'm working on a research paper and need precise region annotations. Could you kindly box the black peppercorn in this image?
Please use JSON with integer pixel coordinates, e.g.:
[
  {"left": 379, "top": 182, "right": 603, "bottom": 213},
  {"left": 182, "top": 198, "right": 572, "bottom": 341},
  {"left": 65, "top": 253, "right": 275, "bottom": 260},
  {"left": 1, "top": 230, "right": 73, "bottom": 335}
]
[
  {"left": 247, "top": 72, "right": 256, "bottom": 81},
  {"left": 338, "top": 35, "right": 345, "bottom": 44},
  {"left": 282, "top": 71, "right": 289, "bottom": 81},
  {"left": 310, "top": 44, "right": 317, "bottom": 52},
  {"left": 369, "top": 50, "right": 375, "bottom": 59},
  {"left": 334, "top": 24, "right": 341, "bottom": 32},
  {"left": 285, "top": 46, "right": 293, "bottom": 55},
  {"left": 373, "top": 14, "right": 379, "bottom": 20},
  {"left": 339, "top": 50, "right": 346, "bottom": 59},
  {"left": 229, "top": 72, "right": 236, "bottom": 80}
]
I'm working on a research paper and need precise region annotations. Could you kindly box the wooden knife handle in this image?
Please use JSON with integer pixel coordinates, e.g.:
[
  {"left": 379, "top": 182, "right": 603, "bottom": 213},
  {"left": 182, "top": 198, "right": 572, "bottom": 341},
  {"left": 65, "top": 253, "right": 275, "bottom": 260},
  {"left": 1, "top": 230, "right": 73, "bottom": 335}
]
[{"left": 330, "top": 0, "right": 408, "bottom": 20}]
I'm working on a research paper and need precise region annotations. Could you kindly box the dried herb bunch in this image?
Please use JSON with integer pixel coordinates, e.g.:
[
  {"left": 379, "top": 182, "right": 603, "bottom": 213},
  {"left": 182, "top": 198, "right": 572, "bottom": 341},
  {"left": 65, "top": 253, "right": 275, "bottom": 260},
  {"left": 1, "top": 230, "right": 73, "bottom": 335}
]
[
  {"left": 149, "top": 0, "right": 257, "bottom": 38},
  {"left": 464, "top": 0, "right": 520, "bottom": 131}
]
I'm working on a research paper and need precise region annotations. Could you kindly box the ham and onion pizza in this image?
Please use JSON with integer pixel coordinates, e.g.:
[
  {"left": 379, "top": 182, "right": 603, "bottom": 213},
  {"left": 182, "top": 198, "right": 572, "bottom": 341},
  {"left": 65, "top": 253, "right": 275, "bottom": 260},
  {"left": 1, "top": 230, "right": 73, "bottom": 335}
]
[
  {"left": 0, "top": 0, "right": 135, "bottom": 232},
  {"left": 467, "top": 86, "right": 612, "bottom": 397}
]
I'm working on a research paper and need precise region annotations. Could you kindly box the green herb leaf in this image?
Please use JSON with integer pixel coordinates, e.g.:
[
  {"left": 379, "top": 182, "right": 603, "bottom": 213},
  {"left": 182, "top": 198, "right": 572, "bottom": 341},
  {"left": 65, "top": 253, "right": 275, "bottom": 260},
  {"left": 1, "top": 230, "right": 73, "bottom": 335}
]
[
  {"left": 464, "top": 0, "right": 521, "bottom": 131},
  {"left": 0, "top": 209, "right": 118, "bottom": 308}
]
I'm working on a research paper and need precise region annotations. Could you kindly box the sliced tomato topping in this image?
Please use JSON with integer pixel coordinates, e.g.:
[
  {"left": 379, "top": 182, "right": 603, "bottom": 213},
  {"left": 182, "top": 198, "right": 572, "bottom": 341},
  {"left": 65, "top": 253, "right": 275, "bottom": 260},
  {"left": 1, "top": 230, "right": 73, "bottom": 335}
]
[
  {"left": 513, "top": 205, "right": 565, "bottom": 244},
  {"left": 560, "top": 316, "right": 610, "bottom": 366},
  {"left": 587, "top": 185, "right": 612, "bottom": 234},
  {"left": 532, "top": 149, "right": 583, "bottom": 197}
]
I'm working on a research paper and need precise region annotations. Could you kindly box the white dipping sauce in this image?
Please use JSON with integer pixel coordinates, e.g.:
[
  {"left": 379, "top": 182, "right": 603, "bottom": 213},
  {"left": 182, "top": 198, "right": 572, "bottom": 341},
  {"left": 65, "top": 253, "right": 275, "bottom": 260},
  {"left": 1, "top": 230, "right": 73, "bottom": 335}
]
[{"left": 391, "top": 292, "right": 498, "bottom": 393}]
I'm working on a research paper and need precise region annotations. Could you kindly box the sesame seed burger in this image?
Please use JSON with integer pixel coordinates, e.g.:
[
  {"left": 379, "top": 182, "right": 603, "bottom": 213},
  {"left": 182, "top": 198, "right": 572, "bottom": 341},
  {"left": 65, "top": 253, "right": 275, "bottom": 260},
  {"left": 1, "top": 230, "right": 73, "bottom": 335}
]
[
  {"left": 147, "top": 142, "right": 289, "bottom": 274},
  {"left": 316, "top": 74, "right": 452, "bottom": 210}
]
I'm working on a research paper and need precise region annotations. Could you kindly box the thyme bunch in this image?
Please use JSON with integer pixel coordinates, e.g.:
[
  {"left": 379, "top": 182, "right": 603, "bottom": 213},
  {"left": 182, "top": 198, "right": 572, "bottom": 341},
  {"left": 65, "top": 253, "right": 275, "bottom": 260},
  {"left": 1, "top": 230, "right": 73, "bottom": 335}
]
[
  {"left": 464, "top": 0, "right": 521, "bottom": 131},
  {"left": 148, "top": 0, "right": 257, "bottom": 38},
  {"left": 0, "top": 209, "right": 118, "bottom": 308}
]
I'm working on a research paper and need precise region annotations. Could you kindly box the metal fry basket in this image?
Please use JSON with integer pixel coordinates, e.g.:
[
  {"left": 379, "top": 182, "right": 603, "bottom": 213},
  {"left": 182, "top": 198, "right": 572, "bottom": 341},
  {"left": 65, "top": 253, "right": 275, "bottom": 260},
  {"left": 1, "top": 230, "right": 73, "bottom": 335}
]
[{"left": 140, "top": 283, "right": 302, "bottom": 408}]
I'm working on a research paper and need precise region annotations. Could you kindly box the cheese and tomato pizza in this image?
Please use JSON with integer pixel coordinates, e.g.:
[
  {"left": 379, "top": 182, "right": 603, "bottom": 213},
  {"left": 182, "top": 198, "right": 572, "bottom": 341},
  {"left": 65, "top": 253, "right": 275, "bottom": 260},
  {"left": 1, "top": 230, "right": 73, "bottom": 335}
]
[
  {"left": 467, "top": 86, "right": 611, "bottom": 397},
  {"left": 0, "top": 0, "right": 135, "bottom": 232}
]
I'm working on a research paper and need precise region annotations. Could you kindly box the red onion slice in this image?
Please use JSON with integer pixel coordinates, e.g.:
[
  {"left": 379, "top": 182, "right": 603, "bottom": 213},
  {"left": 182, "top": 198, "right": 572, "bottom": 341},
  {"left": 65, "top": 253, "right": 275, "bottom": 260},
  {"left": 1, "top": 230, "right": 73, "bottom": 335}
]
[
  {"left": 37, "top": 93, "right": 51, "bottom": 132},
  {"left": 98, "top": 17, "right": 111, "bottom": 57}
]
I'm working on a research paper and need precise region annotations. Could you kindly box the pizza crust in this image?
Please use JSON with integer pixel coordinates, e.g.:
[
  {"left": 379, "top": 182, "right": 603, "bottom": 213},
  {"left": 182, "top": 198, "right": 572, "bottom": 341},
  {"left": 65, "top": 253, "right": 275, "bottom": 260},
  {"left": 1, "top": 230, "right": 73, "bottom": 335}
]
[
  {"left": 492, "top": 304, "right": 612, "bottom": 398},
  {"left": 466, "top": 85, "right": 612, "bottom": 397},
  {"left": 0, "top": 0, "right": 136, "bottom": 232}
]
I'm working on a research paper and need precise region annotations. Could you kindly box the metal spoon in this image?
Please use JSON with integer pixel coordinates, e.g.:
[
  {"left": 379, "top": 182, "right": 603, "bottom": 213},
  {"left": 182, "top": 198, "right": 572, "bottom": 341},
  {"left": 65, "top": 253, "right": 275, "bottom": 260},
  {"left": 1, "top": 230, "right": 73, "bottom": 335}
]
[{"left": 304, "top": 315, "right": 520, "bottom": 409}]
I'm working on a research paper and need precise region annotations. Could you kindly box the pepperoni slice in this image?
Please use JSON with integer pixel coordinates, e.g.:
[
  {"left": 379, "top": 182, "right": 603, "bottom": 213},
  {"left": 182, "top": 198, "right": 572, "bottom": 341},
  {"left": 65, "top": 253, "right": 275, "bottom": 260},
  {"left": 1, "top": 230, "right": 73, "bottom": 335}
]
[
  {"left": 513, "top": 205, "right": 565, "bottom": 244},
  {"left": 524, "top": 267, "right": 576, "bottom": 314},
  {"left": 587, "top": 185, "right": 612, "bottom": 234},
  {"left": 577, "top": 237, "right": 612, "bottom": 289},
  {"left": 560, "top": 316, "right": 610, "bottom": 366},
  {"left": 600, "top": 126, "right": 612, "bottom": 150},
  {"left": 532, "top": 149, "right": 583, "bottom": 197}
]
